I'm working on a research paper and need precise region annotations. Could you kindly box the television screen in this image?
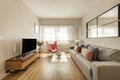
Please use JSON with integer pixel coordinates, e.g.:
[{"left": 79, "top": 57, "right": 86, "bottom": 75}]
[{"left": 22, "top": 38, "right": 37, "bottom": 55}]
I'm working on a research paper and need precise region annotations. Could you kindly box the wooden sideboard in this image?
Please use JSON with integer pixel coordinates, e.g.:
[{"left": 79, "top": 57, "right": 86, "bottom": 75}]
[{"left": 5, "top": 51, "right": 39, "bottom": 73}]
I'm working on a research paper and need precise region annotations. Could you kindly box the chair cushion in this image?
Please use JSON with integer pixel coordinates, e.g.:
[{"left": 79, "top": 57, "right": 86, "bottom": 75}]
[{"left": 47, "top": 41, "right": 58, "bottom": 53}]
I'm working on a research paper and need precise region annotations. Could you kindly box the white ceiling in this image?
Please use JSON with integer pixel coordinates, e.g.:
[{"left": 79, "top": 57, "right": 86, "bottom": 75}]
[{"left": 22, "top": 0, "right": 102, "bottom": 18}]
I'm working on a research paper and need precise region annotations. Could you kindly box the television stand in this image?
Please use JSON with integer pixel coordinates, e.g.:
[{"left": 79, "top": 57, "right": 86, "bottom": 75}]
[{"left": 5, "top": 51, "right": 39, "bottom": 73}]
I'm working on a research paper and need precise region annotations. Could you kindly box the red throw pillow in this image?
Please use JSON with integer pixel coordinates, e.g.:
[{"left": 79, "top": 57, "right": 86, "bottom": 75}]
[
  {"left": 74, "top": 46, "right": 81, "bottom": 53},
  {"left": 81, "top": 48, "right": 93, "bottom": 61}
]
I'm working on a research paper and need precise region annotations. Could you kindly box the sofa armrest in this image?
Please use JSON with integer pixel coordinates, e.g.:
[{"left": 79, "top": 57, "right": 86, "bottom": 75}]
[{"left": 92, "top": 62, "right": 120, "bottom": 80}]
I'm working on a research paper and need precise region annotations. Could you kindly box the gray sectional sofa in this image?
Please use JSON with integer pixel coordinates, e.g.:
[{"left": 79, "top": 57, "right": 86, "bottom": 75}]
[{"left": 69, "top": 44, "right": 120, "bottom": 80}]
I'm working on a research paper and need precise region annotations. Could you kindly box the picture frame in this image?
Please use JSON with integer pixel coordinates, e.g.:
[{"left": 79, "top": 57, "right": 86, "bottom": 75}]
[{"left": 34, "top": 23, "right": 39, "bottom": 33}]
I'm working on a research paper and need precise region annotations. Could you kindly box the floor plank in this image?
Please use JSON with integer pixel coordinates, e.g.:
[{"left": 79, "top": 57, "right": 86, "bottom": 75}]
[{"left": 2, "top": 53, "right": 86, "bottom": 80}]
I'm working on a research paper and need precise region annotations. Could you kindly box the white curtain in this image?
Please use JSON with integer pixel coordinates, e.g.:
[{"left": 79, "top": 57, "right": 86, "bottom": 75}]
[{"left": 40, "top": 26, "right": 69, "bottom": 42}]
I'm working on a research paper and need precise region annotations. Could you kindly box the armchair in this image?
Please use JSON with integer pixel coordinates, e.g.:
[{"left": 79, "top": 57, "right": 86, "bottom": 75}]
[{"left": 46, "top": 41, "right": 59, "bottom": 53}]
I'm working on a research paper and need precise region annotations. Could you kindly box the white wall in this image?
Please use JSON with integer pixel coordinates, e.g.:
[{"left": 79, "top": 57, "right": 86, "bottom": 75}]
[
  {"left": 40, "top": 18, "right": 81, "bottom": 26},
  {"left": 0, "top": 0, "right": 39, "bottom": 79},
  {"left": 81, "top": 0, "right": 120, "bottom": 49}
]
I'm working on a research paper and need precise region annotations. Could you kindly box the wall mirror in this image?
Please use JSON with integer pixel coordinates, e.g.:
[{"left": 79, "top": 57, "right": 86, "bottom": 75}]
[
  {"left": 87, "top": 4, "right": 120, "bottom": 38},
  {"left": 87, "top": 19, "right": 97, "bottom": 38}
]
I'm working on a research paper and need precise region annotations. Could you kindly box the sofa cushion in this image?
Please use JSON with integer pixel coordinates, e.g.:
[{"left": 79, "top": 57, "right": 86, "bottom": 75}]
[
  {"left": 69, "top": 49, "right": 79, "bottom": 56},
  {"left": 79, "top": 44, "right": 84, "bottom": 52},
  {"left": 74, "top": 44, "right": 84, "bottom": 52},
  {"left": 81, "top": 48, "right": 93, "bottom": 61},
  {"left": 87, "top": 45, "right": 99, "bottom": 61},
  {"left": 98, "top": 47, "right": 120, "bottom": 62},
  {"left": 75, "top": 54, "right": 92, "bottom": 79},
  {"left": 74, "top": 45, "right": 80, "bottom": 52}
]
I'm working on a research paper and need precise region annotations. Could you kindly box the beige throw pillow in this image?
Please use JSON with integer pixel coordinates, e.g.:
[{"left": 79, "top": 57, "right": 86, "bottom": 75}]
[{"left": 81, "top": 48, "right": 93, "bottom": 61}]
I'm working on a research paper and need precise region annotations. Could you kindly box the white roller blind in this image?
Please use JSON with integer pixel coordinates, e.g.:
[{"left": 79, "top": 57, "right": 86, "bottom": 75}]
[{"left": 41, "top": 26, "right": 68, "bottom": 41}]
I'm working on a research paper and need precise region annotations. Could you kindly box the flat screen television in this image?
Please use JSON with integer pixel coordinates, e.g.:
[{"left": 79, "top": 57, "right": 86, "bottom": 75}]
[{"left": 22, "top": 38, "right": 37, "bottom": 56}]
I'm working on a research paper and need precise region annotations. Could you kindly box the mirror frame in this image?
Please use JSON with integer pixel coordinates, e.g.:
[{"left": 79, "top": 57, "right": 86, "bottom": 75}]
[
  {"left": 86, "top": 18, "right": 98, "bottom": 38},
  {"left": 86, "top": 4, "right": 120, "bottom": 38}
]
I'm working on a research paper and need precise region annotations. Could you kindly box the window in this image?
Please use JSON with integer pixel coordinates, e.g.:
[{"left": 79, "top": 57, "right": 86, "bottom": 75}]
[
  {"left": 41, "top": 26, "right": 68, "bottom": 41},
  {"left": 57, "top": 28, "right": 68, "bottom": 41},
  {"left": 44, "top": 28, "right": 55, "bottom": 40}
]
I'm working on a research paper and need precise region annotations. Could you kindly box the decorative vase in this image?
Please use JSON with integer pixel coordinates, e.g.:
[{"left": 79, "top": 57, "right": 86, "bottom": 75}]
[{"left": 56, "top": 52, "right": 61, "bottom": 57}]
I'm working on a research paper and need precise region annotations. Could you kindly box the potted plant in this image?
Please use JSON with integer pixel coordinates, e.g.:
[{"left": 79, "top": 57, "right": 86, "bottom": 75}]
[{"left": 37, "top": 40, "right": 44, "bottom": 48}]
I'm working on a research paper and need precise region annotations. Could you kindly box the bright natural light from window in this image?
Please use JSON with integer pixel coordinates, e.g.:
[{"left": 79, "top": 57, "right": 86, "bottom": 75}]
[
  {"left": 43, "top": 26, "right": 68, "bottom": 41},
  {"left": 98, "top": 26, "right": 117, "bottom": 37},
  {"left": 88, "top": 25, "right": 97, "bottom": 37},
  {"left": 91, "top": 29, "right": 97, "bottom": 37},
  {"left": 44, "top": 28, "right": 56, "bottom": 40},
  {"left": 58, "top": 28, "right": 68, "bottom": 41}
]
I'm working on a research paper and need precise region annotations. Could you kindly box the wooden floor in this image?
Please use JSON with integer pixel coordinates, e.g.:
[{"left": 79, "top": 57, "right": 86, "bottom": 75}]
[{"left": 2, "top": 53, "right": 86, "bottom": 80}]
